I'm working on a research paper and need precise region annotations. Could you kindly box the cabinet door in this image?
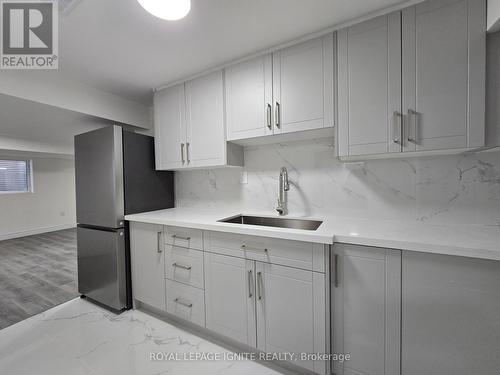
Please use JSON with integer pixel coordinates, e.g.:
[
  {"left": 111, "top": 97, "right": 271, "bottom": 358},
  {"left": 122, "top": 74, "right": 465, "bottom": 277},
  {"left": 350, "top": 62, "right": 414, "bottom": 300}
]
[
  {"left": 129, "top": 222, "right": 166, "bottom": 310},
  {"left": 402, "top": 251, "right": 500, "bottom": 375},
  {"left": 256, "top": 262, "right": 326, "bottom": 374},
  {"left": 185, "top": 71, "right": 226, "bottom": 168},
  {"left": 331, "top": 244, "right": 401, "bottom": 375},
  {"left": 204, "top": 253, "right": 256, "bottom": 347},
  {"left": 337, "top": 13, "right": 402, "bottom": 157},
  {"left": 272, "top": 34, "right": 334, "bottom": 134},
  {"left": 402, "top": 0, "right": 486, "bottom": 151},
  {"left": 225, "top": 54, "right": 273, "bottom": 140},
  {"left": 153, "top": 84, "right": 186, "bottom": 170}
]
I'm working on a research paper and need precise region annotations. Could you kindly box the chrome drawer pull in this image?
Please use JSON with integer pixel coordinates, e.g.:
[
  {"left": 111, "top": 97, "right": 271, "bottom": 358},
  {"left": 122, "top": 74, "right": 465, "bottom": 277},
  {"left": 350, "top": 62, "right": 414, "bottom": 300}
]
[
  {"left": 275, "top": 102, "right": 280, "bottom": 129},
  {"left": 174, "top": 297, "right": 192, "bottom": 308},
  {"left": 172, "top": 234, "right": 191, "bottom": 241},
  {"left": 257, "top": 271, "right": 263, "bottom": 301},
  {"left": 266, "top": 103, "right": 272, "bottom": 130},
  {"left": 157, "top": 232, "right": 162, "bottom": 253},
  {"left": 172, "top": 263, "right": 192, "bottom": 270},
  {"left": 334, "top": 254, "right": 339, "bottom": 288},
  {"left": 393, "top": 111, "right": 402, "bottom": 145},
  {"left": 248, "top": 269, "right": 253, "bottom": 298},
  {"left": 241, "top": 244, "right": 268, "bottom": 252},
  {"left": 407, "top": 109, "right": 418, "bottom": 144}
]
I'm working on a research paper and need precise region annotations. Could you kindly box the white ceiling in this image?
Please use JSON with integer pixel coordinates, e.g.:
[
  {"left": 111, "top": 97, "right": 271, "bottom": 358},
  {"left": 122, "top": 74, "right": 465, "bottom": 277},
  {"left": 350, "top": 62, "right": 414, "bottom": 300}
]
[
  {"left": 56, "top": 0, "right": 410, "bottom": 105},
  {"left": 0, "top": 94, "right": 112, "bottom": 153},
  {"left": 0, "top": 0, "right": 412, "bottom": 154}
]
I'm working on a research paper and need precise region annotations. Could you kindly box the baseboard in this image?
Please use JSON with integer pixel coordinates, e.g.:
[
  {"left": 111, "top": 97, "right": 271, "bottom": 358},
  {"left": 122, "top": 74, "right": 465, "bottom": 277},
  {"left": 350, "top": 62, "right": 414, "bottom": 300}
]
[{"left": 0, "top": 223, "right": 76, "bottom": 241}]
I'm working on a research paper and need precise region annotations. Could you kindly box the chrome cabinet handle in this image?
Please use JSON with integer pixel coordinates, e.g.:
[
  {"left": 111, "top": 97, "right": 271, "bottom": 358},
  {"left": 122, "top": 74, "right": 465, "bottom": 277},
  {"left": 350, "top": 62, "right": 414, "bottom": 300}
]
[
  {"left": 248, "top": 270, "right": 253, "bottom": 298},
  {"left": 393, "top": 111, "right": 402, "bottom": 145},
  {"left": 407, "top": 109, "right": 417, "bottom": 144},
  {"left": 275, "top": 102, "right": 280, "bottom": 129},
  {"left": 186, "top": 142, "right": 190, "bottom": 164},
  {"left": 266, "top": 103, "right": 272, "bottom": 130},
  {"left": 172, "top": 234, "right": 191, "bottom": 241},
  {"left": 172, "top": 262, "right": 192, "bottom": 270},
  {"left": 174, "top": 297, "right": 193, "bottom": 308},
  {"left": 157, "top": 232, "right": 162, "bottom": 253},
  {"left": 334, "top": 254, "right": 339, "bottom": 288},
  {"left": 257, "top": 271, "right": 263, "bottom": 300},
  {"left": 180, "top": 143, "right": 185, "bottom": 164},
  {"left": 241, "top": 244, "right": 268, "bottom": 252}
]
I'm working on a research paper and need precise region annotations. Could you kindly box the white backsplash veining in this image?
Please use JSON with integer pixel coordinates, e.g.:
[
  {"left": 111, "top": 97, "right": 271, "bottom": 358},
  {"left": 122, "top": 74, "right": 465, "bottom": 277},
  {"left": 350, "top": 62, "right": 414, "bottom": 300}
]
[{"left": 175, "top": 138, "right": 500, "bottom": 226}]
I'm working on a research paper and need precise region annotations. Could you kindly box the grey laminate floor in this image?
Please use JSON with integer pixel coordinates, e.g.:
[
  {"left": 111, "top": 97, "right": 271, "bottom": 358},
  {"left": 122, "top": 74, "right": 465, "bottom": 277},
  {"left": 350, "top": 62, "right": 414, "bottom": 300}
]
[{"left": 0, "top": 228, "right": 78, "bottom": 329}]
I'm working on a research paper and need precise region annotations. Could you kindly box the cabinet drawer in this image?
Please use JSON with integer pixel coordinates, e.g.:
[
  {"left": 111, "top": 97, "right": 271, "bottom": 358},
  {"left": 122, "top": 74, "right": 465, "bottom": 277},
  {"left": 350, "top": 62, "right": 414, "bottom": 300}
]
[
  {"left": 165, "top": 244, "right": 204, "bottom": 289},
  {"left": 164, "top": 226, "right": 203, "bottom": 250},
  {"left": 204, "top": 231, "right": 325, "bottom": 272},
  {"left": 166, "top": 279, "right": 205, "bottom": 327}
]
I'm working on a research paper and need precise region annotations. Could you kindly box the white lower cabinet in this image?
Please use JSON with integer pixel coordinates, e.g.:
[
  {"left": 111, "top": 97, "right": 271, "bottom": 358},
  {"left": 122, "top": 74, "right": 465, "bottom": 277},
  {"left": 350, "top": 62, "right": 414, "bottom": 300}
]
[
  {"left": 204, "top": 252, "right": 257, "bottom": 347},
  {"left": 164, "top": 244, "right": 204, "bottom": 289},
  {"left": 130, "top": 224, "right": 327, "bottom": 374},
  {"left": 129, "top": 222, "right": 166, "bottom": 311},
  {"left": 331, "top": 243, "right": 401, "bottom": 375},
  {"left": 165, "top": 279, "right": 205, "bottom": 327},
  {"left": 402, "top": 251, "right": 500, "bottom": 375},
  {"left": 204, "top": 252, "right": 327, "bottom": 374},
  {"left": 256, "top": 262, "right": 326, "bottom": 374}
]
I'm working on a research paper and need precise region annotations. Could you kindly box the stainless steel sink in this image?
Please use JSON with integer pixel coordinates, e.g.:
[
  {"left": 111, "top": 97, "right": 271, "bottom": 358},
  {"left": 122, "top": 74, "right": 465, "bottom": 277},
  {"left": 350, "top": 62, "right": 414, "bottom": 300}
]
[{"left": 218, "top": 215, "right": 323, "bottom": 231}]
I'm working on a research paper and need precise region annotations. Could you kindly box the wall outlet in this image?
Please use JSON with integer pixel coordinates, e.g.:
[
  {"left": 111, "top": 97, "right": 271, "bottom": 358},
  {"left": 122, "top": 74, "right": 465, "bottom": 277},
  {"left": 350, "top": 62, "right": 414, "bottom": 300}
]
[{"left": 240, "top": 171, "right": 248, "bottom": 184}]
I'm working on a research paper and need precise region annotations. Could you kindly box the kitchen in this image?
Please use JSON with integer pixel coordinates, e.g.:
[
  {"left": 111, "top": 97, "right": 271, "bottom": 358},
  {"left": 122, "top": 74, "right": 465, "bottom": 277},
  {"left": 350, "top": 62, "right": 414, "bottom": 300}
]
[{"left": 0, "top": 0, "right": 499, "bottom": 374}]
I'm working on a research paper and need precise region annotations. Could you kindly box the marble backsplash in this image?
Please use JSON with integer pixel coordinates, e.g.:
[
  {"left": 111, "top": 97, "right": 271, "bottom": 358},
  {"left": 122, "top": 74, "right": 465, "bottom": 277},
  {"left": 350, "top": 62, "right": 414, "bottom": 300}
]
[{"left": 175, "top": 138, "right": 500, "bottom": 226}]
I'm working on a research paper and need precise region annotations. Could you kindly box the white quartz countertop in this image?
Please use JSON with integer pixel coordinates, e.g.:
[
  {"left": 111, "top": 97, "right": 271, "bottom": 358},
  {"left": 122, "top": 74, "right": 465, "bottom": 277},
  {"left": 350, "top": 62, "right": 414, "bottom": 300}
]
[{"left": 125, "top": 208, "right": 500, "bottom": 261}]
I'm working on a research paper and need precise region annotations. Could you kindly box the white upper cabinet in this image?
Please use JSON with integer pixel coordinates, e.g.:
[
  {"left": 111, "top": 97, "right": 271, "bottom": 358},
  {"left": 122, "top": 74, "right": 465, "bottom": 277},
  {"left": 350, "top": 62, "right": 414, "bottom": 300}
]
[
  {"left": 154, "top": 84, "right": 186, "bottom": 170},
  {"left": 185, "top": 71, "right": 227, "bottom": 168},
  {"left": 225, "top": 34, "right": 335, "bottom": 142},
  {"left": 402, "top": 0, "right": 486, "bottom": 152},
  {"left": 273, "top": 34, "right": 335, "bottom": 134},
  {"left": 225, "top": 54, "right": 273, "bottom": 140},
  {"left": 338, "top": 0, "right": 486, "bottom": 159},
  {"left": 154, "top": 71, "right": 243, "bottom": 171},
  {"left": 337, "top": 13, "right": 402, "bottom": 157}
]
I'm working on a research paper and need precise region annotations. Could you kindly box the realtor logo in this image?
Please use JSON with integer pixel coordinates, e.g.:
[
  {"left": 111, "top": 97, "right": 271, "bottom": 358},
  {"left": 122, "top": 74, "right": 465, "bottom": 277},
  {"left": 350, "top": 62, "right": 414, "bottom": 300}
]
[{"left": 1, "top": 0, "right": 58, "bottom": 69}]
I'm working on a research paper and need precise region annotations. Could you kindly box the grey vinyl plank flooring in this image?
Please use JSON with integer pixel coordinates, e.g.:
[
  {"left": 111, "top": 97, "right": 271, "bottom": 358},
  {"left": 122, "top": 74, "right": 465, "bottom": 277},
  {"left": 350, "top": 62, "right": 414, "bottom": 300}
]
[{"left": 0, "top": 228, "right": 78, "bottom": 330}]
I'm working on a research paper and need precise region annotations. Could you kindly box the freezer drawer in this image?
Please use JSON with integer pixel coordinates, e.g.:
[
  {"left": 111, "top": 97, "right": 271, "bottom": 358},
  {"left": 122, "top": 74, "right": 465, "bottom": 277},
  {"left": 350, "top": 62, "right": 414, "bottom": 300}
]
[{"left": 77, "top": 226, "right": 128, "bottom": 310}]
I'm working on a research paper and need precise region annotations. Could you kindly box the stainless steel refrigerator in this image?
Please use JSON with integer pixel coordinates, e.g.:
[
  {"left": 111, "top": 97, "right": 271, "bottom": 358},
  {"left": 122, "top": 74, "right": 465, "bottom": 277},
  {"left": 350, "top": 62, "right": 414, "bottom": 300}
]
[{"left": 75, "top": 125, "right": 174, "bottom": 311}]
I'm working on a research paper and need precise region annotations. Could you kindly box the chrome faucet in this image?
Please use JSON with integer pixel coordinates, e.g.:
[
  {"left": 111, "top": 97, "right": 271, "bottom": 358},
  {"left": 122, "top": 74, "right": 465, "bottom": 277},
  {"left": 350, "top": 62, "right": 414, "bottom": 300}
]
[{"left": 276, "top": 167, "right": 290, "bottom": 215}]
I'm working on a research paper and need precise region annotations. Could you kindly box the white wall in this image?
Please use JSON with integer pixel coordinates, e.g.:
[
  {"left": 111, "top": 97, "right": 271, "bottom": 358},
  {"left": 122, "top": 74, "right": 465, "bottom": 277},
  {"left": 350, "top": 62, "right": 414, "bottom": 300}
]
[
  {"left": 0, "top": 157, "right": 76, "bottom": 240},
  {"left": 175, "top": 140, "right": 500, "bottom": 226}
]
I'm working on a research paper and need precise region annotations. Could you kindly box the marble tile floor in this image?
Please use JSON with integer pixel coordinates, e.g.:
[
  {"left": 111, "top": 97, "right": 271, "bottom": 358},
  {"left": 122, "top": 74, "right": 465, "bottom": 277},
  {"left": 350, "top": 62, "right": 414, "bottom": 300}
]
[{"left": 0, "top": 298, "right": 287, "bottom": 375}]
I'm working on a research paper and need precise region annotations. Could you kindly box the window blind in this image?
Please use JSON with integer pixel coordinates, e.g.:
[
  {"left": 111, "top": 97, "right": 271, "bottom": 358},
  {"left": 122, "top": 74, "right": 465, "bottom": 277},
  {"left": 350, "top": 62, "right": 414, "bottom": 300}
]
[{"left": 0, "top": 160, "right": 31, "bottom": 193}]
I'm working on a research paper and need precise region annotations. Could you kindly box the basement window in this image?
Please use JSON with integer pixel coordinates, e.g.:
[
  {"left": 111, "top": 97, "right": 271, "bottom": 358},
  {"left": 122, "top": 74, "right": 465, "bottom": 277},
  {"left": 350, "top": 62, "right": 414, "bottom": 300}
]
[{"left": 0, "top": 159, "right": 33, "bottom": 194}]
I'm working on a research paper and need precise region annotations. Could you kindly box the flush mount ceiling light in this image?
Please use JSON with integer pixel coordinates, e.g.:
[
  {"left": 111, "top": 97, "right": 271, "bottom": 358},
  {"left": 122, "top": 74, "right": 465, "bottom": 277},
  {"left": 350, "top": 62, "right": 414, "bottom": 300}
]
[{"left": 137, "top": 0, "right": 190, "bottom": 21}]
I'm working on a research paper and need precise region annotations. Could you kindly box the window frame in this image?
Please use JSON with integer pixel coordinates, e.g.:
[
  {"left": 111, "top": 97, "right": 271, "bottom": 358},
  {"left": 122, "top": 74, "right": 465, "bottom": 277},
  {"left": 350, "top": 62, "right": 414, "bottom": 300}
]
[{"left": 0, "top": 158, "right": 34, "bottom": 195}]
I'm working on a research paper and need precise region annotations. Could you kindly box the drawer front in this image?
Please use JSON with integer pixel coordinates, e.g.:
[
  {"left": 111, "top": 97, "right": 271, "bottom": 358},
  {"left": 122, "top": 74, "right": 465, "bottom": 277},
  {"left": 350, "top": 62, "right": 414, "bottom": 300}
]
[
  {"left": 204, "top": 231, "right": 325, "bottom": 272},
  {"left": 164, "top": 226, "right": 203, "bottom": 250},
  {"left": 166, "top": 279, "right": 205, "bottom": 327},
  {"left": 165, "top": 245, "right": 204, "bottom": 289}
]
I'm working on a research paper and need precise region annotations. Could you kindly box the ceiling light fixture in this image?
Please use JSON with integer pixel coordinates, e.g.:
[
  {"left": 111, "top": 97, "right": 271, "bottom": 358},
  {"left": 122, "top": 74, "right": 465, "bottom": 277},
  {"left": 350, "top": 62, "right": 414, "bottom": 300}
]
[{"left": 137, "top": 0, "right": 191, "bottom": 21}]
